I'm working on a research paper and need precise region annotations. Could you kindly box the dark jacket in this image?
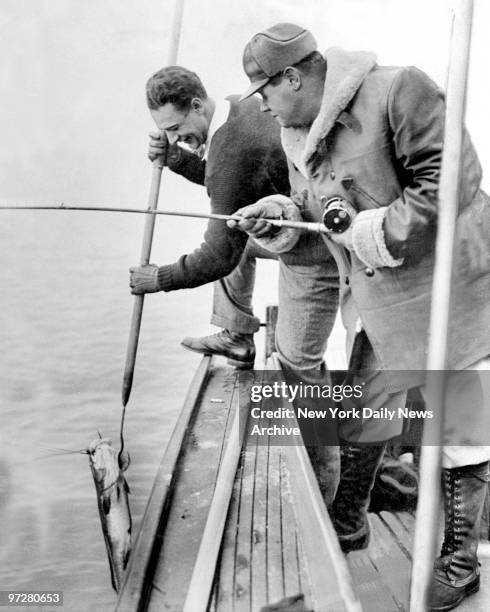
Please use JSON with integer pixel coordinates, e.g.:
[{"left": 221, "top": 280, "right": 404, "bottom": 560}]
[
  {"left": 157, "top": 96, "right": 290, "bottom": 290},
  {"left": 284, "top": 47, "right": 490, "bottom": 377}
]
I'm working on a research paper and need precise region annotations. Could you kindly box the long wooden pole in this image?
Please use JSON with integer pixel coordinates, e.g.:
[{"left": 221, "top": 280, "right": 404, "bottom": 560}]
[
  {"left": 121, "top": 0, "right": 185, "bottom": 407},
  {"left": 409, "top": 1, "right": 474, "bottom": 610}
]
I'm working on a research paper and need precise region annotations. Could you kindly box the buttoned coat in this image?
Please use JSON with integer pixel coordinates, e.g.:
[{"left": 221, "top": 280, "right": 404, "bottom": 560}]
[{"left": 282, "top": 47, "right": 490, "bottom": 385}]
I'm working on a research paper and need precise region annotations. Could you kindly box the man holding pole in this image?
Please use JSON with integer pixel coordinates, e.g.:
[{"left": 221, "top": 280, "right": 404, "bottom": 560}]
[{"left": 234, "top": 23, "right": 490, "bottom": 610}]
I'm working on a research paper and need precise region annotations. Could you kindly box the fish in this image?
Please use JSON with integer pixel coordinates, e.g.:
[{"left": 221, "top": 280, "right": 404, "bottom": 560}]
[{"left": 87, "top": 436, "right": 132, "bottom": 592}]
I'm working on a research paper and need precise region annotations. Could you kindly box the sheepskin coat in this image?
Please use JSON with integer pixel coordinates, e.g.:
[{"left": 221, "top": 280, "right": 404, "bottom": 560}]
[{"left": 282, "top": 47, "right": 490, "bottom": 382}]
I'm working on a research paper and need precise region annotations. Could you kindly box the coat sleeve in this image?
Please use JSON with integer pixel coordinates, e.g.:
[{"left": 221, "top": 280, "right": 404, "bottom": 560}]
[
  {"left": 351, "top": 67, "right": 444, "bottom": 267},
  {"left": 167, "top": 145, "right": 206, "bottom": 185},
  {"left": 156, "top": 140, "right": 259, "bottom": 291}
]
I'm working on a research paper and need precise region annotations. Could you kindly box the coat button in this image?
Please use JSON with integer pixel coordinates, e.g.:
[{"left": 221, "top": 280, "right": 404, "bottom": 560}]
[
  {"left": 364, "top": 267, "right": 375, "bottom": 277},
  {"left": 330, "top": 171, "right": 336, "bottom": 180}
]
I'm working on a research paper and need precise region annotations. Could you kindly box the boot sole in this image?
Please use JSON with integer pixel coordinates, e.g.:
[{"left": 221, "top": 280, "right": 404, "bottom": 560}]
[
  {"left": 429, "top": 579, "right": 480, "bottom": 611},
  {"left": 180, "top": 342, "right": 254, "bottom": 369},
  {"left": 227, "top": 358, "right": 254, "bottom": 370}
]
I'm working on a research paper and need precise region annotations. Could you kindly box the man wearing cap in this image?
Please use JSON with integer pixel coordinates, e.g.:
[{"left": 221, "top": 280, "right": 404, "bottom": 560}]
[{"left": 234, "top": 22, "right": 490, "bottom": 611}]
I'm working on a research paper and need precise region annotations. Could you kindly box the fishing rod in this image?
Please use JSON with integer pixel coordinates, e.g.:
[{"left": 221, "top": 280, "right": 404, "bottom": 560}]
[{"left": 0, "top": 202, "right": 351, "bottom": 234}]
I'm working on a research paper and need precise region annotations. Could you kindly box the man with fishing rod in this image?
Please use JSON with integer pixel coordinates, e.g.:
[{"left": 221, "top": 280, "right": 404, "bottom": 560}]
[
  {"left": 129, "top": 65, "right": 342, "bottom": 505},
  {"left": 232, "top": 22, "right": 490, "bottom": 611}
]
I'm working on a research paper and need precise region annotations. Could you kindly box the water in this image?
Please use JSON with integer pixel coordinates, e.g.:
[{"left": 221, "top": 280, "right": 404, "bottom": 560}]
[{"left": 0, "top": 209, "right": 244, "bottom": 611}]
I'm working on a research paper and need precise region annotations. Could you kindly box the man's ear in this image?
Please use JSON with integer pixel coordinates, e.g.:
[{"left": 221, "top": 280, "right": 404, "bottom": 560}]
[
  {"left": 283, "top": 67, "right": 302, "bottom": 91},
  {"left": 190, "top": 97, "right": 204, "bottom": 113}
]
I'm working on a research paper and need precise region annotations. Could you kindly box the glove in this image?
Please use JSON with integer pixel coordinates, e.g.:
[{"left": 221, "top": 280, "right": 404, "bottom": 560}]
[
  {"left": 148, "top": 131, "right": 183, "bottom": 168},
  {"left": 227, "top": 195, "right": 303, "bottom": 254},
  {"left": 129, "top": 264, "right": 160, "bottom": 294}
]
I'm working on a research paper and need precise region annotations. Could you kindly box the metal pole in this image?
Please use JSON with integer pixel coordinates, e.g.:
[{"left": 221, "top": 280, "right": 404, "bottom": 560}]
[
  {"left": 121, "top": 0, "right": 185, "bottom": 407},
  {"left": 409, "top": 1, "right": 474, "bottom": 610}
]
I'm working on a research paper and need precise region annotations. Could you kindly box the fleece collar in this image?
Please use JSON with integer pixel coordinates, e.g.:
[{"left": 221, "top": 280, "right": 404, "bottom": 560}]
[{"left": 281, "top": 47, "right": 377, "bottom": 176}]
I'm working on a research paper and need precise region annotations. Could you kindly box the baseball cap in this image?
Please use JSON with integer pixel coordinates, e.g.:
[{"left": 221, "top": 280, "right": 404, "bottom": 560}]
[{"left": 239, "top": 23, "right": 317, "bottom": 101}]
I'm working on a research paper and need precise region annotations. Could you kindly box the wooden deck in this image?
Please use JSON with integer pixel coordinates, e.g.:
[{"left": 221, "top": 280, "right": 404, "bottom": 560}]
[
  {"left": 209, "top": 440, "right": 309, "bottom": 611},
  {"left": 115, "top": 354, "right": 490, "bottom": 612},
  {"left": 347, "top": 512, "right": 414, "bottom": 612},
  {"left": 115, "top": 357, "right": 357, "bottom": 612}
]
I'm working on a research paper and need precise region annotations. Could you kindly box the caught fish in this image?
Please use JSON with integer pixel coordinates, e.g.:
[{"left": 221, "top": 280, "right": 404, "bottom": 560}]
[{"left": 88, "top": 437, "right": 132, "bottom": 592}]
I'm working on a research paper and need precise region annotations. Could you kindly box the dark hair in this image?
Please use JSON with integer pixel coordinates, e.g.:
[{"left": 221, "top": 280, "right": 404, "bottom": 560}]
[{"left": 146, "top": 66, "right": 208, "bottom": 111}]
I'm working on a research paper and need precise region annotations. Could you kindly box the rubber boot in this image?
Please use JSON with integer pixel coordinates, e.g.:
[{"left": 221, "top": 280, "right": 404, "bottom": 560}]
[
  {"left": 331, "top": 444, "right": 386, "bottom": 553},
  {"left": 428, "top": 461, "right": 489, "bottom": 611}
]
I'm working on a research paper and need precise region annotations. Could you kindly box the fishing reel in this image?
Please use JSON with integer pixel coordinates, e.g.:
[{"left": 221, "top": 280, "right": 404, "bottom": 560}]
[{"left": 321, "top": 196, "right": 356, "bottom": 233}]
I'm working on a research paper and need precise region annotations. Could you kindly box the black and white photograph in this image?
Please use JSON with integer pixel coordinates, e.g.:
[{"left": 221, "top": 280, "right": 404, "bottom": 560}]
[{"left": 1, "top": 1, "right": 490, "bottom": 611}]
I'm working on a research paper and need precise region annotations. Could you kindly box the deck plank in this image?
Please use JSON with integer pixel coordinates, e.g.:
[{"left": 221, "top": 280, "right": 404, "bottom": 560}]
[
  {"left": 212, "top": 458, "right": 243, "bottom": 612},
  {"left": 280, "top": 451, "right": 302, "bottom": 598},
  {"left": 267, "top": 444, "right": 285, "bottom": 604},
  {"left": 368, "top": 514, "right": 411, "bottom": 610},
  {"left": 345, "top": 511, "right": 417, "bottom": 612},
  {"left": 250, "top": 430, "right": 269, "bottom": 612},
  {"left": 346, "top": 549, "right": 400, "bottom": 612},
  {"left": 396, "top": 511, "right": 416, "bottom": 533},
  {"left": 379, "top": 511, "right": 413, "bottom": 557},
  {"left": 149, "top": 366, "right": 238, "bottom": 611},
  {"left": 233, "top": 422, "right": 257, "bottom": 612}
]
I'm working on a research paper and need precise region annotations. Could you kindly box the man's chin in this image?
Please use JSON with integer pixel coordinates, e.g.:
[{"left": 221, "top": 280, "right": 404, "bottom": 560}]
[{"left": 273, "top": 115, "right": 292, "bottom": 128}]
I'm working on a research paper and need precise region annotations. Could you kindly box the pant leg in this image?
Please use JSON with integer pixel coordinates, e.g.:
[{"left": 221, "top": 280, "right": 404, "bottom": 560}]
[
  {"left": 210, "top": 239, "right": 277, "bottom": 334},
  {"left": 340, "top": 332, "right": 407, "bottom": 443},
  {"left": 419, "top": 357, "right": 490, "bottom": 469},
  {"left": 275, "top": 259, "right": 338, "bottom": 372},
  {"left": 275, "top": 258, "right": 340, "bottom": 505}
]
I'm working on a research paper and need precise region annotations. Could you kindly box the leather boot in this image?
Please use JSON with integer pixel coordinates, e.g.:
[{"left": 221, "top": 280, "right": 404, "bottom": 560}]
[
  {"left": 181, "top": 329, "right": 255, "bottom": 369},
  {"left": 331, "top": 444, "right": 386, "bottom": 553},
  {"left": 428, "top": 461, "right": 489, "bottom": 611},
  {"left": 433, "top": 469, "right": 457, "bottom": 572}
]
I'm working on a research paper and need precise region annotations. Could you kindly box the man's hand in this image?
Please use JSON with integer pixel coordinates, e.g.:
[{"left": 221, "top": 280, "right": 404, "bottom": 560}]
[
  {"left": 148, "top": 131, "right": 169, "bottom": 163},
  {"left": 227, "top": 195, "right": 295, "bottom": 237},
  {"left": 227, "top": 195, "right": 303, "bottom": 254},
  {"left": 129, "top": 264, "right": 160, "bottom": 294},
  {"left": 148, "top": 131, "right": 184, "bottom": 167}
]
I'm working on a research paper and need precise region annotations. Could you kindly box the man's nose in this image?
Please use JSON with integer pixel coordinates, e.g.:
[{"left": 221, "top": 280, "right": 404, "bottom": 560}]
[
  {"left": 166, "top": 132, "right": 180, "bottom": 145},
  {"left": 259, "top": 100, "right": 270, "bottom": 113}
]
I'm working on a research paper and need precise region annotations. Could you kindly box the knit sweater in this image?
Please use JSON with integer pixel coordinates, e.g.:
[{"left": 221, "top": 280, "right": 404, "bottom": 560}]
[{"left": 157, "top": 96, "right": 290, "bottom": 291}]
